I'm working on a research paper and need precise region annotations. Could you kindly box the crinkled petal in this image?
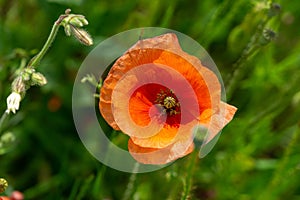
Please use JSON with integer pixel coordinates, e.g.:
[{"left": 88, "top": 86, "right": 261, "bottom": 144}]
[
  {"left": 100, "top": 33, "right": 220, "bottom": 131},
  {"left": 128, "top": 136, "right": 194, "bottom": 165},
  {"left": 201, "top": 102, "right": 237, "bottom": 143},
  {"left": 99, "top": 33, "right": 238, "bottom": 164}
]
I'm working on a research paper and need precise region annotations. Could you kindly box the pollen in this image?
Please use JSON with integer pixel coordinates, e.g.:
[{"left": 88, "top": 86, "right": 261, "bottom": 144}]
[
  {"left": 164, "top": 96, "right": 176, "bottom": 109},
  {"left": 155, "top": 89, "right": 180, "bottom": 116}
]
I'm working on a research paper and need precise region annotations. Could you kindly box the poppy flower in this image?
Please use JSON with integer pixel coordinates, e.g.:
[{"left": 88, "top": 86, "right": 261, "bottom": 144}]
[{"left": 99, "top": 33, "right": 237, "bottom": 165}]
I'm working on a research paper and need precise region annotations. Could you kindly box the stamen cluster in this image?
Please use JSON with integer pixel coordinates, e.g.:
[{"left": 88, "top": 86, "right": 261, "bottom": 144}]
[{"left": 155, "top": 89, "right": 180, "bottom": 116}]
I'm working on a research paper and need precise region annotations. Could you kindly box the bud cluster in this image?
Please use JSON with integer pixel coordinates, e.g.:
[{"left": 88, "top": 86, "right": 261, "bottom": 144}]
[
  {"left": 258, "top": 3, "right": 280, "bottom": 46},
  {"left": 61, "top": 11, "right": 93, "bottom": 46},
  {"left": 4, "top": 9, "right": 92, "bottom": 115},
  {"left": 12, "top": 68, "right": 47, "bottom": 93},
  {"left": 6, "top": 68, "right": 47, "bottom": 114}
]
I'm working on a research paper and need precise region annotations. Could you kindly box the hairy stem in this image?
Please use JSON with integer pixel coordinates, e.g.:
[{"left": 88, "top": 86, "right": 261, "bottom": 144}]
[
  {"left": 181, "top": 151, "right": 198, "bottom": 200},
  {"left": 225, "top": 10, "right": 273, "bottom": 100},
  {"left": 28, "top": 15, "right": 67, "bottom": 67},
  {"left": 122, "top": 163, "right": 140, "bottom": 200}
]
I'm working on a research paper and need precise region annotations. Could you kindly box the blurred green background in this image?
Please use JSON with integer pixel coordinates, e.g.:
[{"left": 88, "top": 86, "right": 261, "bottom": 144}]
[{"left": 0, "top": 0, "right": 299, "bottom": 199}]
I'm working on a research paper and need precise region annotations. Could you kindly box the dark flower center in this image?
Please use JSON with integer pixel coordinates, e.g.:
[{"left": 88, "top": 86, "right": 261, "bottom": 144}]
[{"left": 155, "top": 89, "right": 180, "bottom": 116}]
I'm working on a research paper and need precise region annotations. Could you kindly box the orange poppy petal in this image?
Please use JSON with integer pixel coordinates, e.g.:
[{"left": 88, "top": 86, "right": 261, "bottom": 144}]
[
  {"left": 100, "top": 33, "right": 220, "bottom": 131},
  {"left": 200, "top": 102, "right": 237, "bottom": 143},
  {"left": 130, "top": 118, "right": 198, "bottom": 148},
  {"left": 99, "top": 49, "right": 163, "bottom": 129},
  {"left": 109, "top": 62, "right": 200, "bottom": 137},
  {"left": 98, "top": 33, "right": 238, "bottom": 164},
  {"left": 154, "top": 50, "right": 220, "bottom": 112},
  {"left": 0, "top": 197, "right": 10, "bottom": 200},
  {"left": 128, "top": 137, "right": 194, "bottom": 165}
]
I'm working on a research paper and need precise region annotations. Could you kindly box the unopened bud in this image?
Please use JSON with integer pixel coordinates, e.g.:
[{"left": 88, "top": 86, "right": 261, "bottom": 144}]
[
  {"left": 268, "top": 3, "right": 281, "bottom": 17},
  {"left": 31, "top": 72, "right": 47, "bottom": 86},
  {"left": 76, "top": 15, "right": 89, "bottom": 26},
  {"left": 259, "top": 28, "right": 276, "bottom": 45},
  {"left": 60, "top": 11, "right": 92, "bottom": 45},
  {"left": 12, "top": 76, "right": 26, "bottom": 94},
  {"left": 64, "top": 24, "right": 72, "bottom": 36},
  {"left": 70, "top": 25, "right": 93, "bottom": 46},
  {"left": 69, "top": 17, "right": 84, "bottom": 27},
  {"left": 63, "top": 14, "right": 89, "bottom": 28},
  {"left": 65, "top": 8, "right": 71, "bottom": 15},
  {"left": 22, "top": 68, "right": 35, "bottom": 81},
  {"left": 0, "top": 178, "right": 8, "bottom": 193}
]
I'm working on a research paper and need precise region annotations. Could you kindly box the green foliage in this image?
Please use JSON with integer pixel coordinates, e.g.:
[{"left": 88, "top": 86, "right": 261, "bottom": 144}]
[{"left": 0, "top": 0, "right": 300, "bottom": 199}]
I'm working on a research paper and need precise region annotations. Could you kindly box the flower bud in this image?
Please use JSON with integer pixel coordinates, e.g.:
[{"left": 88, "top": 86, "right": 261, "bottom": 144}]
[
  {"left": 80, "top": 19, "right": 88, "bottom": 26},
  {"left": 63, "top": 14, "right": 89, "bottom": 28},
  {"left": 12, "top": 76, "right": 26, "bottom": 94},
  {"left": 268, "top": 3, "right": 281, "bottom": 17},
  {"left": 69, "top": 17, "right": 84, "bottom": 27},
  {"left": 70, "top": 25, "right": 93, "bottom": 46},
  {"left": 0, "top": 178, "right": 8, "bottom": 193},
  {"left": 60, "top": 11, "right": 92, "bottom": 45},
  {"left": 22, "top": 68, "right": 35, "bottom": 81},
  {"left": 64, "top": 24, "right": 72, "bottom": 36},
  {"left": 31, "top": 72, "right": 47, "bottom": 86},
  {"left": 65, "top": 8, "right": 71, "bottom": 15},
  {"left": 259, "top": 28, "right": 276, "bottom": 46},
  {"left": 76, "top": 15, "right": 89, "bottom": 26}
]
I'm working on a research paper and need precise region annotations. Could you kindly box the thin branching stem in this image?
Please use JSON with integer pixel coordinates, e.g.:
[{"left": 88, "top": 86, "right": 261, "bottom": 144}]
[
  {"left": 225, "top": 10, "right": 274, "bottom": 100},
  {"left": 0, "top": 11, "right": 70, "bottom": 133}
]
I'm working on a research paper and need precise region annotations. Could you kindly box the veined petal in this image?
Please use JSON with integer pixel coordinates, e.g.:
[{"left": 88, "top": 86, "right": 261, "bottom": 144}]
[
  {"left": 200, "top": 102, "right": 237, "bottom": 143},
  {"left": 128, "top": 135, "right": 194, "bottom": 165},
  {"left": 99, "top": 33, "right": 237, "bottom": 165}
]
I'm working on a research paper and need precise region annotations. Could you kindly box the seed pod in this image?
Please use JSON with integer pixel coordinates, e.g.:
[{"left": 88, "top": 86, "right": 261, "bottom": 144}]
[{"left": 0, "top": 178, "right": 8, "bottom": 193}]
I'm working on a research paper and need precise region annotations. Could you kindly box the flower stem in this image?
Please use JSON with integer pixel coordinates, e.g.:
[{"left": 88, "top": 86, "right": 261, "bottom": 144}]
[
  {"left": 225, "top": 25, "right": 264, "bottom": 100},
  {"left": 28, "top": 14, "right": 67, "bottom": 68},
  {"left": 225, "top": 6, "right": 276, "bottom": 100},
  {"left": 181, "top": 151, "right": 198, "bottom": 200},
  {"left": 122, "top": 163, "right": 140, "bottom": 200},
  {"left": 0, "top": 111, "right": 8, "bottom": 134}
]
